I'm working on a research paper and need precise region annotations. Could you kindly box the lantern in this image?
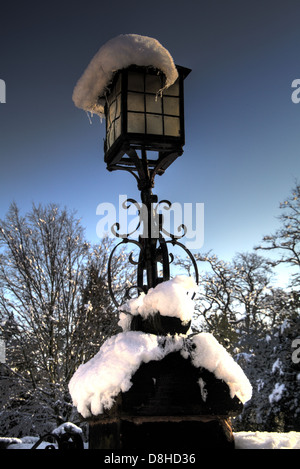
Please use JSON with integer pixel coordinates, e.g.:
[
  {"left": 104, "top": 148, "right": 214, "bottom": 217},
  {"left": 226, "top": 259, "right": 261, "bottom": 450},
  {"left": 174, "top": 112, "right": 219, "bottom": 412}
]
[{"left": 103, "top": 65, "right": 191, "bottom": 172}]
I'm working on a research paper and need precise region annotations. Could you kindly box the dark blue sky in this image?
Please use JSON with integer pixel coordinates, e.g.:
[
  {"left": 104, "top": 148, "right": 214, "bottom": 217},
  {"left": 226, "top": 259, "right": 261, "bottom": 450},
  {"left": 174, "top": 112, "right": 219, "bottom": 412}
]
[{"left": 1, "top": 0, "right": 300, "bottom": 284}]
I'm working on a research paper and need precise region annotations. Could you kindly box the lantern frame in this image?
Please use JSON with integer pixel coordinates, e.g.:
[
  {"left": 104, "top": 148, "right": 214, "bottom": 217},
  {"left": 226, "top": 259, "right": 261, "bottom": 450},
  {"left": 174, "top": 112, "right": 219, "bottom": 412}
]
[{"left": 103, "top": 64, "right": 191, "bottom": 173}]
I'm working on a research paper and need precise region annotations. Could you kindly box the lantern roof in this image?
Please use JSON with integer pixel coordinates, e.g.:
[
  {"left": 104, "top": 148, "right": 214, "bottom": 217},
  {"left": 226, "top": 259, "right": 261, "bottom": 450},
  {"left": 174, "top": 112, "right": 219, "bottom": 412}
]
[{"left": 72, "top": 34, "right": 179, "bottom": 117}]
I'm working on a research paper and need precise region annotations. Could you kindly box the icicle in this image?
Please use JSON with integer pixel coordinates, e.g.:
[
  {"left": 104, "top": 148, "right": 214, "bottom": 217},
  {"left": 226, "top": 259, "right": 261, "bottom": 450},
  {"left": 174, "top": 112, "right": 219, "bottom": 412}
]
[{"left": 85, "top": 111, "right": 93, "bottom": 125}]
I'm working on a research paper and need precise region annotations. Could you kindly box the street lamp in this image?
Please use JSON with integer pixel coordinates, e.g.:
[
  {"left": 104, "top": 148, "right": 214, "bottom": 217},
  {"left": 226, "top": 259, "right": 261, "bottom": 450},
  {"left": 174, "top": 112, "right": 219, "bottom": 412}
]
[
  {"left": 70, "top": 35, "right": 249, "bottom": 450},
  {"left": 100, "top": 64, "right": 198, "bottom": 317},
  {"left": 72, "top": 33, "right": 198, "bottom": 323}
]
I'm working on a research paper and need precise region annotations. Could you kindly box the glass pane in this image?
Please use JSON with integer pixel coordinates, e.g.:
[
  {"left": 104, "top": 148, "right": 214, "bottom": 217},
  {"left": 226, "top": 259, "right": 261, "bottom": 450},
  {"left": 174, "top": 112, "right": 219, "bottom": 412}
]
[
  {"left": 115, "top": 117, "right": 121, "bottom": 139},
  {"left": 163, "top": 96, "right": 180, "bottom": 116},
  {"left": 107, "top": 86, "right": 116, "bottom": 105},
  {"left": 127, "top": 92, "right": 145, "bottom": 112},
  {"left": 108, "top": 127, "right": 115, "bottom": 147},
  {"left": 106, "top": 128, "right": 111, "bottom": 149},
  {"left": 145, "top": 74, "right": 162, "bottom": 93},
  {"left": 115, "top": 74, "right": 121, "bottom": 94},
  {"left": 115, "top": 95, "right": 121, "bottom": 118},
  {"left": 164, "top": 80, "right": 179, "bottom": 96},
  {"left": 164, "top": 116, "right": 180, "bottom": 136},
  {"left": 146, "top": 114, "right": 163, "bottom": 135},
  {"left": 108, "top": 100, "right": 116, "bottom": 123},
  {"left": 128, "top": 112, "right": 145, "bottom": 133},
  {"left": 146, "top": 94, "right": 162, "bottom": 114},
  {"left": 128, "top": 71, "right": 144, "bottom": 92}
]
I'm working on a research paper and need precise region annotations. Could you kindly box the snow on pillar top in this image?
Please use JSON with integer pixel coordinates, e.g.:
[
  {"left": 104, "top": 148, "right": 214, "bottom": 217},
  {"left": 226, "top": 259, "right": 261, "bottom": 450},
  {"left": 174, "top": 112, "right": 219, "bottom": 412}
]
[{"left": 72, "top": 34, "right": 179, "bottom": 117}]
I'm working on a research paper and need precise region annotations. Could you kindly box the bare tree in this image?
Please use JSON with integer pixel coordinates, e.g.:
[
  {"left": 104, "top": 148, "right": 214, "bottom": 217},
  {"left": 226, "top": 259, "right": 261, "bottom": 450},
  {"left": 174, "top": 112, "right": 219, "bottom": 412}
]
[
  {"left": 0, "top": 203, "right": 132, "bottom": 434},
  {"left": 192, "top": 251, "right": 273, "bottom": 348},
  {"left": 255, "top": 183, "right": 300, "bottom": 286}
]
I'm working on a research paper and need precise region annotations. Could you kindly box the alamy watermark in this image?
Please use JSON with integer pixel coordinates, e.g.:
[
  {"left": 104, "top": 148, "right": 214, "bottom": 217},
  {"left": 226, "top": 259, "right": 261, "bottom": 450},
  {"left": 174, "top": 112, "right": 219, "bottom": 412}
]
[
  {"left": 0, "top": 79, "right": 6, "bottom": 103},
  {"left": 0, "top": 338, "right": 5, "bottom": 364},
  {"left": 96, "top": 195, "right": 204, "bottom": 250},
  {"left": 292, "top": 338, "right": 300, "bottom": 364},
  {"left": 291, "top": 79, "right": 300, "bottom": 103}
]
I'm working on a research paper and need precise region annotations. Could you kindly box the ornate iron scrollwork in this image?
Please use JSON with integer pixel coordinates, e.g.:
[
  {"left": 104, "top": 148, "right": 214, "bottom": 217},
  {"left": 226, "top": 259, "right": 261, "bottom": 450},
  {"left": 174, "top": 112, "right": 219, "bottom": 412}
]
[
  {"left": 106, "top": 147, "right": 199, "bottom": 308},
  {"left": 107, "top": 194, "right": 199, "bottom": 308}
]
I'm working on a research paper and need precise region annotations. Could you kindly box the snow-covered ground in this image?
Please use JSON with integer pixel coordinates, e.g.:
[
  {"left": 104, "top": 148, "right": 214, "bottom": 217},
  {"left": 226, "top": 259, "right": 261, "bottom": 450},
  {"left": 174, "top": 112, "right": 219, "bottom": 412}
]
[
  {"left": 234, "top": 431, "right": 300, "bottom": 449},
  {"left": 3, "top": 432, "right": 300, "bottom": 449}
]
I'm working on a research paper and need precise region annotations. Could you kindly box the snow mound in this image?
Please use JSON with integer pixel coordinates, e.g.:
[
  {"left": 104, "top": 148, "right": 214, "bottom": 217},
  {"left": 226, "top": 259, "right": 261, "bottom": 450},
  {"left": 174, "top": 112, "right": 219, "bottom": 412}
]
[
  {"left": 186, "top": 333, "right": 253, "bottom": 405},
  {"left": 72, "top": 34, "right": 179, "bottom": 117},
  {"left": 118, "top": 275, "right": 196, "bottom": 331},
  {"left": 234, "top": 431, "right": 300, "bottom": 449},
  {"left": 69, "top": 331, "right": 252, "bottom": 419},
  {"left": 52, "top": 421, "right": 82, "bottom": 436}
]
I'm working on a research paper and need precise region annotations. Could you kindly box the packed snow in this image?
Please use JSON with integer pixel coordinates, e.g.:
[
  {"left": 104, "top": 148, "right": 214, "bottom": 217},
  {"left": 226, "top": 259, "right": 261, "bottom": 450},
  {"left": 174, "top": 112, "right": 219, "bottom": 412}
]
[
  {"left": 4, "top": 431, "right": 300, "bottom": 449},
  {"left": 69, "top": 331, "right": 251, "bottom": 419},
  {"left": 183, "top": 333, "right": 252, "bottom": 405},
  {"left": 69, "top": 331, "right": 183, "bottom": 418},
  {"left": 233, "top": 431, "right": 300, "bottom": 449},
  {"left": 118, "top": 275, "right": 197, "bottom": 330},
  {"left": 51, "top": 421, "right": 83, "bottom": 437},
  {"left": 72, "top": 34, "right": 178, "bottom": 117},
  {"left": 69, "top": 277, "right": 251, "bottom": 418}
]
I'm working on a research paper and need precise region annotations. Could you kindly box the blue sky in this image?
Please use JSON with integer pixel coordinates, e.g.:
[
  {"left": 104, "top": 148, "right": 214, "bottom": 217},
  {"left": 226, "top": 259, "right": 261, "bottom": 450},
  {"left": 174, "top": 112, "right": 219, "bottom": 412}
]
[{"left": 1, "top": 0, "right": 299, "bottom": 284}]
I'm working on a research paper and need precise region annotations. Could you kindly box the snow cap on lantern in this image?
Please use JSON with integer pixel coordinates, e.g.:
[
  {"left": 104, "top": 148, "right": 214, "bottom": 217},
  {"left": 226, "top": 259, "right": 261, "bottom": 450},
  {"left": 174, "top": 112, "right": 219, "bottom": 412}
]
[{"left": 72, "top": 34, "right": 179, "bottom": 117}]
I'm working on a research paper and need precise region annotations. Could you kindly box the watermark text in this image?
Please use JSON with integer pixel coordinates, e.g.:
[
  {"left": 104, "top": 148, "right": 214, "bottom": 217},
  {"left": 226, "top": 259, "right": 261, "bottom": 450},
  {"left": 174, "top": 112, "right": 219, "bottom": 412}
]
[
  {"left": 292, "top": 338, "right": 300, "bottom": 364},
  {"left": 96, "top": 195, "right": 204, "bottom": 250},
  {"left": 291, "top": 79, "right": 300, "bottom": 103},
  {"left": 0, "top": 79, "right": 6, "bottom": 103}
]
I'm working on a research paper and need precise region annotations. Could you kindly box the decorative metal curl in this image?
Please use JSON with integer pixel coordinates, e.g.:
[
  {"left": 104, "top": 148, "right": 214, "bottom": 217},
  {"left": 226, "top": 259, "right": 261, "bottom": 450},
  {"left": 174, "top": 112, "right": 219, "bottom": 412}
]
[
  {"left": 111, "top": 198, "right": 142, "bottom": 238},
  {"left": 108, "top": 238, "right": 144, "bottom": 308},
  {"left": 165, "top": 237, "right": 199, "bottom": 298},
  {"left": 107, "top": 192, "right": 199, "bottom": 308},
  {"left": 154, "top": 199, "right": 188, "bottom": 240}
]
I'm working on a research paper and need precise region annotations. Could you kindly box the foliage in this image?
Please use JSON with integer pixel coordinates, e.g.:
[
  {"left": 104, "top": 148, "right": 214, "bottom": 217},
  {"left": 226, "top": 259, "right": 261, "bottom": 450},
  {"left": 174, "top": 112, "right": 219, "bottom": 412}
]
[
  {"left": 255, "top": 182, "right": 300, "bottom": 287},
  {"left": 0, "top": 203, "right": 132, "bottom": 436},
  {"left": 188, "top": 184, "right": 300, "bottom": 432}
]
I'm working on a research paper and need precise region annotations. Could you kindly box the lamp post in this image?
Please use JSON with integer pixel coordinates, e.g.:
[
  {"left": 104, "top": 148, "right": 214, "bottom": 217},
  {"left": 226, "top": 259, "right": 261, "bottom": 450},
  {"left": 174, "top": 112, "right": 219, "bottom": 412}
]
[
  {"left": 102, "top": 64, "right": 199, "bottom": 315},
  {"left": 70, "top": 35, "right": 249, "bottom": 449}
]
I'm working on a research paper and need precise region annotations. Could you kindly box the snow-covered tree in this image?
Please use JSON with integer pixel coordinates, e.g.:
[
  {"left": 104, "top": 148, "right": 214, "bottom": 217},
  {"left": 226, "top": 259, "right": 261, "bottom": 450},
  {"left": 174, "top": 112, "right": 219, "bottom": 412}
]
[
  {"left": 192, "top": 251, "right": 273, "bottom": 351},
  {"left": 234, "top": 291, "right": 300, "bottom": 432},
  {"left": 255, "top": 182, "right": 300, "bottom": 287},
  {"left": 0, "top": 203, "right": 132, "bottom": 436},
  {"left": 188, "top": 250, "right": 299, "bottom": 431}
]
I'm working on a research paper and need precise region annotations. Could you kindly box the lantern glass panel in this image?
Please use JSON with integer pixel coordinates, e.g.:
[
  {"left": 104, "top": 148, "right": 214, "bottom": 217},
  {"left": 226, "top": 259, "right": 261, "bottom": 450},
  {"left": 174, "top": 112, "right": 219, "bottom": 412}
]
[
  {"left": 108, "top": 100, "right": 116, "bottom": 122},
  {"left": 164, "top": 116, "right": 180, "bottom": 136},
  {"left": 128, "top": 112, "right": 145, "bottom": 133},
  {"left": 146, "top": 114, "right": 163, "bottom": 135},
  {"left": 115, "top": 74, "right": 122, "bottom": 94},
  {"left": 163, "top": 96, "right": 180, "bottom": 116},
  {"left": 128, "top": 72, "right": 144, "bottom": 92},
  {"left": 115, "top": 116, "right": 121, "bottom": 139},
  {"left": 106, "top": 74, "right": 122, "bottom": 150},
  {"left": 145, "top": 74, "right": 162, "bottom": 93},
  {"left": 164, "top": 81, "right": 180, "bottom": 96},
  {"left": 128, "top": 92, "right": 145, "bottom": 112},
  {"left": 146, "top": 94, "right": 162, "bottom": 114}
]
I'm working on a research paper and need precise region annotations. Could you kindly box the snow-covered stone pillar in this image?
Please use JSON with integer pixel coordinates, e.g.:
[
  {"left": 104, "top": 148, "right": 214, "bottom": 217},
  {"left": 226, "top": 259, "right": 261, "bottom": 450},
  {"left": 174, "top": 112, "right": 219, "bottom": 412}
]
[{"left": 69, "top": 278, "right": 252, "bottom": 449}]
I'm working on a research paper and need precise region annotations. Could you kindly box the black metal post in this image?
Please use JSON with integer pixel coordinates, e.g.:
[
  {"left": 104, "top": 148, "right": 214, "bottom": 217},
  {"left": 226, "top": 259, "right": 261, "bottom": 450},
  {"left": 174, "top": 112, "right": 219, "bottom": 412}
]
[{"left": 107, "top": 146, "right": 198, "bottom": 307}]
